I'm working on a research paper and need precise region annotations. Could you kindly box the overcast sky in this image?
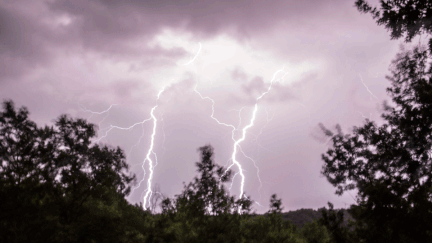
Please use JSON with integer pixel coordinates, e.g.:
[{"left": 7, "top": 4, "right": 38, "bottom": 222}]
[{"left": 2, "top": 0, "right": 427, "bottom": 213}]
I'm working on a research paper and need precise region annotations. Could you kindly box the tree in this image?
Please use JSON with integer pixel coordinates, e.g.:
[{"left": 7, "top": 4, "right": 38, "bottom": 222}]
[
  {"left": 156, "top": 145, "right": 307, "bottom": 243},
  {"left": 301, "top": 219, "right": 330, "bottom": 243},
  {"left": 318, "top": 203, "right": 352, "bottom": 243},
  {"left": 355, "top": 0, "right": 432, "bottom": 52},
  {"left": 238, "top": 194, "right": 300, "bottom": 243},
  {"left": 355, "top": 0, "right": 432, "bottom": 42},
  {"left": 0, "top": 99, "right": 336, "bottom": 242},
  {"left": 159, "top": 144, "right": 253, "bottom": 242},
  {"left": 318, "top": 43, "right": 432, "bottom": 242},
  {"left": 149, "top": 183, "right": 165, "bottom": 213},
  {"left": 0, "top": 100, "right": 139, "bottom": 242}
]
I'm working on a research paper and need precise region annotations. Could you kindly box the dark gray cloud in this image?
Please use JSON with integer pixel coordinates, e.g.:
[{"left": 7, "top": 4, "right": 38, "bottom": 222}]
[
  {"left": 0, "top": 3, "right": 52, "bottom": 81},
  {"left": 48, "top": 0, "right": 346, "bottom": 41},
  {"left": 0, "top": 0, "right": 355, "bottom": 65},
  {"left": 0, "top": 0, "right": 387, "bottom": 83},
  {"left": 0, "top": 0, "right": 189, "bottom": 82}
]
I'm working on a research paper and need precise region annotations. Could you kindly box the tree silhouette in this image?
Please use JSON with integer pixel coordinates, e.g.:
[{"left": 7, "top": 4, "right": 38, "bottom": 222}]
[
  {"left": 318, "top": 203, "right": 352, "bottom": 243},
  {"left": 0, "top": 100, "right": 333, "bottom": 242},
  {"left": 149, "top": 183, "right": 165, "bottom": 213},
  {"left": 159, "top": 144, "right": 253, "bottom": 242},
  {"left": 355, "top": 0, "right": 432, "bottom": 42},
  {"left": 157, "top": 145, "right": 307, "bottom": 242},
  {"left": 319, "top": 43, "right": 432, "bottom": 241},
  {"left": 0, "top": 100, "right": 139, "bottom": 242},
  {"left": 355, "top": 0, "right": 432, "bottom": 52}
]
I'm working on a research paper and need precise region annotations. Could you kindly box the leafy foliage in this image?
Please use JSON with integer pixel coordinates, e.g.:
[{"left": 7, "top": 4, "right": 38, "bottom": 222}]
[
  {"left": 281, "top": 208, "right": 353, "bottom": 230},
  {"left": 300, "top": 220, "right": 330, "bottom": 243},
  {"left": 355, "top": 0, "right": 432, "bottom": 43},
  {"left": 318, "top": 203, "right": 354, "bottom": 243},
  {"left": 0, "top": 100, "right": 142, "bottom": 242},
  {"left": 157, "top": 145, "right": 305, "bottom": 242},
  {"left": 312, "top": 2, "right": 432, "bottom": 242},
  {"left": 318, "top": 40, "right": 432, "bottom": 242},
  {"left": 0, "top": 100, "right": 329, "bottom": 242}
]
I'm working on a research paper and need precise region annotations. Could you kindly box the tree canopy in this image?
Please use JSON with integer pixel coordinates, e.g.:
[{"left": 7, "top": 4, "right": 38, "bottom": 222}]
[
  {"left": 355, "top": 0, "right": 432, "bottom": 42},
  {"left": 1, "top": 100, "right": 331, "bottom": 242},
  {"left": 0, "top": 100, "right": 143, "bottom": 242},
  {"left": 309, "top": 2, "right": 432, "bottom": 242},
  {"left": 318, "top": 25, "right": 432, "bottom": 243},
  {"left": 355, "top": 0, "right": 432, "bottom": 54}
]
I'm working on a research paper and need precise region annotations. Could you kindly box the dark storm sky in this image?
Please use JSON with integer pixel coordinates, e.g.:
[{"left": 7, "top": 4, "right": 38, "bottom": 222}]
[{"left": 1, "top": 0, "right": 424, "bottom": 212}]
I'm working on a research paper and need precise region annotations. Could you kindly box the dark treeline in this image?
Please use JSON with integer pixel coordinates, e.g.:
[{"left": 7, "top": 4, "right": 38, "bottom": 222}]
[
  {"left": 2, "top": 0, "right": 432, "bottom": 242},
  {"left": 281, "top": 208, "right": 353, "bottom": 230},
  {"left": 0, "top": 100, "right": 331, "bottom": 242}
]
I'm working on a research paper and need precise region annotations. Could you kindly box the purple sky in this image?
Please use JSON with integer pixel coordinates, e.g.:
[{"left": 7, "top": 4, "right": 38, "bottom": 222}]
[{"left": 2, "top": 0, "right": 428, "bottom": 213}]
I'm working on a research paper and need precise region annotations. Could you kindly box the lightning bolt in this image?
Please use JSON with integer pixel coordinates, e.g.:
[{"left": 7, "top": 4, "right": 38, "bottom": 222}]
[
  {"left": 354, "top": 74, "right": 379, "bottom": 124},
  {"left": 184, "top": 42, "right": 202, "bottom": 66},
  {"left": 357, "top": 111, "right": 372, "bottom": 120},
  {"left": 238, "top": 146, "right": 263, "bottom": 202},
  {"left": 78, "top": 103, "right": 118, "bottom": 117},
  {"left": 78, "top": 103, "right": 118, "bottom": 128},
  {"left": 194, "top": 66, "right": 286, "bottom": 205},
  {"left": 80, "top": 85, "right": 168, "bottom": 210},
  {"left": 359, "top": 74, "right": 379, "bottom": 101},
  {"left": 186, "top": 42, "right": 288, "bottom": 210},
  {"left": 225, "top": 68, "right": 286, "bottom": 199},
  {"left": 250, "top": 107, "right": 276, "bottom": 153},
  {"left": 80, "top": 41, "right": 290, "bottom": 212},
  {"left": 96, "top": 118, "right": 153, "bottom": 143},
  {"left": 141, "top": 85, "right": 169, "bottom": 210}
]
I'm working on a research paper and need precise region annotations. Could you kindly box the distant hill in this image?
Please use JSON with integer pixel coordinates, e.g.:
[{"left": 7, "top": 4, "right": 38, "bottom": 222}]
[{"left": 280, "top": 208, "right": 354, "bottom": 229}]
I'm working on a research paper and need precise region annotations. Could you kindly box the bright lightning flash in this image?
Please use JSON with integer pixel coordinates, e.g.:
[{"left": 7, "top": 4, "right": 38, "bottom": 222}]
[
  {"left": 224, "top": 68, "right": 285, "bottom": 199},
  {"left": 141, "top": 85, "right": 168, "bottom": 210},
  {"left": 193, "top": 64, "right": 286, "bottom": 202},
  {"left": 80, "top": 41, "right": 289, "bottom": 212},
  {"left": 81, "top": 85, "right": 168, "bottom": 210}
]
